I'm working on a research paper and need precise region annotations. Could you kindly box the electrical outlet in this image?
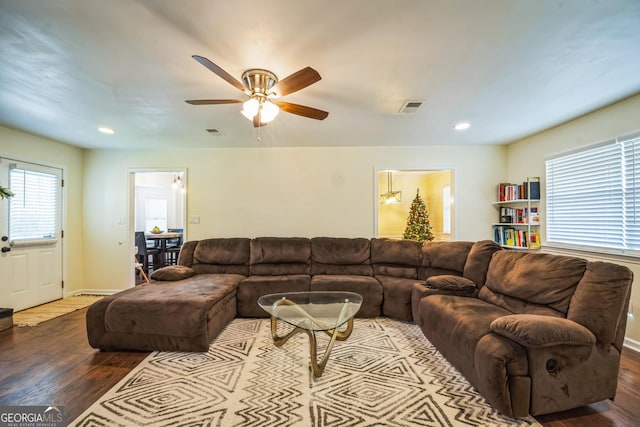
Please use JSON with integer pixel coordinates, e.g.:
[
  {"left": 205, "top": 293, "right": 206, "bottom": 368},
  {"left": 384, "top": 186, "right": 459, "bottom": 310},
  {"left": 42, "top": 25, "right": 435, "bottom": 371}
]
[{"left": 189, "top": 216, "right": 200, "bottom": 224}]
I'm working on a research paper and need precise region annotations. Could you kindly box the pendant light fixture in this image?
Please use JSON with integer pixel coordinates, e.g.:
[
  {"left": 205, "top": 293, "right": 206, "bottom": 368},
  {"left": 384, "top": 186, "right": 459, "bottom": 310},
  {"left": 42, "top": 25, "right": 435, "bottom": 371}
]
[{"left": 380, "top": 171, "right": 401, "bottom": 205}]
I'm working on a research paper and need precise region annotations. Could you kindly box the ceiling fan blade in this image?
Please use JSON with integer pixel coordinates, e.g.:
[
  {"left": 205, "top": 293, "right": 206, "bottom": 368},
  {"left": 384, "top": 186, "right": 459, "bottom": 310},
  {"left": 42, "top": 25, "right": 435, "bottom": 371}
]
[
  {"left": 185, "top": 99, "right": 243, "bottom": 105},
  {"left": 271, "top": 67, "right": 321, "bottom": 96},
  {"left": 192, "top": 55, "right": 246, "bottom": 92},
  {"left": 275, "top": 101, "right": 329, "bottom": 120}
]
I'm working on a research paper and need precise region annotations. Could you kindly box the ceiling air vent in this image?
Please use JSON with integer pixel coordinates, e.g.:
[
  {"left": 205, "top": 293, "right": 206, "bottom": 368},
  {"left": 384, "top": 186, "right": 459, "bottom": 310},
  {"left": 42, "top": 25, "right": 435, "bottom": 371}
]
[
  {"left": 399, "top": 100, "right": 423, "bottom": 114},
  {"left": 206, "top": 128, "right": 223, "bottom": 135}
]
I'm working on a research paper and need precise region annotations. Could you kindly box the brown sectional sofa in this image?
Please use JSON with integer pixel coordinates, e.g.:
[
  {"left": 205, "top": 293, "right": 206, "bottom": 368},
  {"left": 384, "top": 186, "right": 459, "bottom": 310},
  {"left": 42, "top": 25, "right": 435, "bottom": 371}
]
[{"left": 86, "top": 236, "right": 633, "bottom": 418}]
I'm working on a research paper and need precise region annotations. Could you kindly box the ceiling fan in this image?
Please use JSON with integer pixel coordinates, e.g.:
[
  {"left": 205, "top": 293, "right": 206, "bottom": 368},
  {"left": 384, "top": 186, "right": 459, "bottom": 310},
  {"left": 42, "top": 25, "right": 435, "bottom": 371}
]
[{"left": 185, "top": 55, "right": 329, "bottom": 128}]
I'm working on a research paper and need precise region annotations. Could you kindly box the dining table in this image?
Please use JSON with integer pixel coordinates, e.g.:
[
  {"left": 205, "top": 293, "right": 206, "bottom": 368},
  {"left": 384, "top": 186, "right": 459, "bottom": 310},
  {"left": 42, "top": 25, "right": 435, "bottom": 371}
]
[{"left": 145, "top": 231, "right": 183, "bottom": 268}]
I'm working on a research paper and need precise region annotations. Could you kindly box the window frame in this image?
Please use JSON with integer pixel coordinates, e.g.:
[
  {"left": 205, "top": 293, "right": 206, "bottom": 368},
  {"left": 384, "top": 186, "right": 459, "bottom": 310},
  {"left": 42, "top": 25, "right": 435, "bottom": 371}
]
[
  {"left": 545, "top": 131, "right": 640, "bottom": 258},
  {"left": 6, "top": 161, "right": 62, "bottom": 246}
]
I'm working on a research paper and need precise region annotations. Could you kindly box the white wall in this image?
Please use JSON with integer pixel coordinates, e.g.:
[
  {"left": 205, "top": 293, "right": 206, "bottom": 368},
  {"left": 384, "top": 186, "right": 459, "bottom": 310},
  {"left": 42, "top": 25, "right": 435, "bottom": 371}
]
[
  {"left": 507, "top": 93, "right": 640, "bottom": 347},
  {"left": 0, "top": 125, "right": 85, "bottom": 296},
  {"left": 82, "top": 145, "right": 506, "bottom": 291}
]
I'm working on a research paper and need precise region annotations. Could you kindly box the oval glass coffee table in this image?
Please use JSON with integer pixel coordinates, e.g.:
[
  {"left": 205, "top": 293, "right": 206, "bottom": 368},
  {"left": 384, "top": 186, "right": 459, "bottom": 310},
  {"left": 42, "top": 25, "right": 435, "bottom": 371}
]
[{"left": 257, "top": 291, "right": 362, "bottom": 377}]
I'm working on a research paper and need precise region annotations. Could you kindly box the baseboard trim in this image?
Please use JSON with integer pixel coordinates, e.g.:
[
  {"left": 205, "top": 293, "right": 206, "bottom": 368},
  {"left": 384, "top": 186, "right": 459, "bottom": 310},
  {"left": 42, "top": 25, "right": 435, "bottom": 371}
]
[
  {"left": 624, "top": 337, "right": 640, "bottom": 353},
  {"left": 65, "top": 289, "right": 119, "bottom": 297}
]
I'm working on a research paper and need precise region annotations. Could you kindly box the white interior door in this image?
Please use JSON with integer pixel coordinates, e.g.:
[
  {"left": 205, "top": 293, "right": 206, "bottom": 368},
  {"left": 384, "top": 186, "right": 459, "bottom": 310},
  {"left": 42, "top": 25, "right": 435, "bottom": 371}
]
[{"left": 0, "top": 158, "right": 63, "bottom": 311}]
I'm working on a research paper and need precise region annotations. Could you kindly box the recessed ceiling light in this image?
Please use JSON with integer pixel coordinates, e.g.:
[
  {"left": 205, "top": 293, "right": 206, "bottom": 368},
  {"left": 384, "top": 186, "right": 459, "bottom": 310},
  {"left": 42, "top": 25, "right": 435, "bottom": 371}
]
[
  {"left": 454, "top": 122, "right": 470, "bottom": 131},
  {"left": 98, "top": 126, "right": 115, "bottom": 134}
]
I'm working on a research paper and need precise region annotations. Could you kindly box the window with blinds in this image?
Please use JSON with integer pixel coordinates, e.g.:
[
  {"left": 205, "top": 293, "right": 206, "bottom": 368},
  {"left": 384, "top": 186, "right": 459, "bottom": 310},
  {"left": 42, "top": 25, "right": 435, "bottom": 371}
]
[
  {"left": 8, "top": 166, "right": 60, "bottom": 241},
  {"left": 546, "top": 132, "right": 640, "bottom": 256}
]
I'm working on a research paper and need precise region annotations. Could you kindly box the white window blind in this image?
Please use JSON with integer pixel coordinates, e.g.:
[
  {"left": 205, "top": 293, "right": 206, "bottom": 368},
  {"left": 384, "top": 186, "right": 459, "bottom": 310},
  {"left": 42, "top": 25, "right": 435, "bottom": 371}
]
[
  {"left": 9, "top": 166, "right": 59, "bottom": 241},
  {"left": 546, "top": 132, "right": 640, "bottom": 255}
]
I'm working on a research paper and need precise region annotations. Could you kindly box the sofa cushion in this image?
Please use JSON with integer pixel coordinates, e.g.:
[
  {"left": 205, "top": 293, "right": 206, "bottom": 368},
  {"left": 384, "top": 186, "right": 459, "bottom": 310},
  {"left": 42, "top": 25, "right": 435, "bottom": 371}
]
[
  {"left": 311, "top": 274, "right": 382, "bottom": 317},
  {"left": 478, "top": 287, "right": 565, "bottom": 318},
  {"left": 418, "top": 295, "right": 513, "bottom": 385},
  {"left": 249, "top": 237, "right": 311, "bottom": 275},
  {"left": 483, "top": 251, "right": 587, "bottom": 314},
  {"left": 419, "top": 241, "right": 473, "bottom": 279},
  {"left": 378, "top": 276, "right": 422, "bottom": 321},
  {"left": 177, "top": 240, "right": 197, "bottom": 266},
  {"left": 491, "top": 314, "right": 596, "bottom": 348},
  {"left": 237, "top": 274, "right": 311, "bottom": 317},
  {"left": 311, "top": 237, "right": 373, "bottom": 276},
  {"left": 103, "top": 274, "right": 243, "bottom": 338},
  {"left": 371, "top": 238, "right": 421, "bottom": 279},
  {"left": 150, "top": 265, "right": 195, "bottom": 281},
  {"left": 191, "top": 238, "right": 250, "bottom": 275},
  {"left": 462, "top": 240, "right": 502, "bottom": 288}
]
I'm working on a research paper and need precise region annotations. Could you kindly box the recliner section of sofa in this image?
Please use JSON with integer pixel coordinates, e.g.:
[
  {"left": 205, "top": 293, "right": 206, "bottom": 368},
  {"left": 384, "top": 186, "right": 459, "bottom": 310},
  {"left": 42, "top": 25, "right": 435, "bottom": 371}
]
[{"left": 416, "top": 249, "right": 633, "bottom": 417}]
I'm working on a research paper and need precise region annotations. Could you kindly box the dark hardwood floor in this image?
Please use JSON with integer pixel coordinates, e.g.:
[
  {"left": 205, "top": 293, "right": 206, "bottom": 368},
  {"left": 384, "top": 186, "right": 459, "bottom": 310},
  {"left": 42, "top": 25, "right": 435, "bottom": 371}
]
[{"left": 0, "top": 308, "right": 638, "bottom": 426}]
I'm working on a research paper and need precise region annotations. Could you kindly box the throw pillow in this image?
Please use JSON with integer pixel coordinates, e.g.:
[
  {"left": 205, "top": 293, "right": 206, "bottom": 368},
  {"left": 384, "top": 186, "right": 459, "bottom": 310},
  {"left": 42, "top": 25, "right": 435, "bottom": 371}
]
[
  {"left": 426, "top": 275, "right": 476, "bottom": 291},
  {"left": 150, "top": 265, "right": 195, "bottom": 281}
]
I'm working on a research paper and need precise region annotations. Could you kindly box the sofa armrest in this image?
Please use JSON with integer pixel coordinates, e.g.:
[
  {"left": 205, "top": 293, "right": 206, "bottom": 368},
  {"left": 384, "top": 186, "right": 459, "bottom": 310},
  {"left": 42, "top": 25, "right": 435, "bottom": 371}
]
[
  {"left": 150, "top": 265, "right": 195, "bottom": 281},
  {"left": 490, "top": 314, "right": 596, "bottom": 348}
]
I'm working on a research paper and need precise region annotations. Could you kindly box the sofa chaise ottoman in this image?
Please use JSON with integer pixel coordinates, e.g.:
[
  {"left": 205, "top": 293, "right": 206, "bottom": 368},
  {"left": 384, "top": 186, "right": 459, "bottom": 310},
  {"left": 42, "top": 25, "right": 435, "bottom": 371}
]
[{"left": 87, "top": 238, "right": 250, "bottom": 352}]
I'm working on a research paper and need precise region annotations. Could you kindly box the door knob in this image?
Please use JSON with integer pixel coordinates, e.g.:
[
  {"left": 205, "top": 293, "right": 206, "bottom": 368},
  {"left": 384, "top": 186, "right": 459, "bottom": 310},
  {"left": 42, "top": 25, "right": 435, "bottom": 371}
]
[
  {"left": 1, "top": 236, "right": 7, "bottom": 241},
  {"left": 1, "top": 247, "right": 10, "bottom": 253}
]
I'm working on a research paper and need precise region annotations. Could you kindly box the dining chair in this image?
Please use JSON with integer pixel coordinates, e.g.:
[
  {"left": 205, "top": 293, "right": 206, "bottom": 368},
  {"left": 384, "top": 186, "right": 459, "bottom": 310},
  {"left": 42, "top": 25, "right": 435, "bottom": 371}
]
[
  {"left": 135, "top": 231, "right": 160, "bottom": 274},
  {"left": 165, "top": 228, "right": 183, "bottom": 265}
]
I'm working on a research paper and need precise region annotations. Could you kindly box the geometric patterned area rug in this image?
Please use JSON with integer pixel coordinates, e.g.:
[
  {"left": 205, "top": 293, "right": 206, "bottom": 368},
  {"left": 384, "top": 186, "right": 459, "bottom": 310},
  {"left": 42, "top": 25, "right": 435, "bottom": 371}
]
[
  {"left": 13, "top": 295, "right": 103, "bottom": 326},
  {"left": 70, "top": 318, "right": 541, "bottom": 426}
]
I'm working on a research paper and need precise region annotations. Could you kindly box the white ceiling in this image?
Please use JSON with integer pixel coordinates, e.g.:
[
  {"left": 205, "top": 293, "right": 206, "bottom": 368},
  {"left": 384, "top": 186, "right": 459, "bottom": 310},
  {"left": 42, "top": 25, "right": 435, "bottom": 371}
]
[{"left": 1, "top": 0, "right": 639, "bottom": 150}]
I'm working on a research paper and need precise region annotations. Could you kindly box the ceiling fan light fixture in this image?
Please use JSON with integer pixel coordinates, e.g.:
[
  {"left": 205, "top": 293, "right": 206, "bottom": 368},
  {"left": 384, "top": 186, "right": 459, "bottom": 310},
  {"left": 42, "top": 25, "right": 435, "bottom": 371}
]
[
  {"left": 187, "top": 56, "right": 328, "bottom": 127},
  {"left": 241, "top": 97, "right": 280, "bottom": 124},
  {"left": 242, "top": 98, "right": 260, "bottom": 118},
  {"left": 260, "top": 100, "right": 279, "bottom": 123}
]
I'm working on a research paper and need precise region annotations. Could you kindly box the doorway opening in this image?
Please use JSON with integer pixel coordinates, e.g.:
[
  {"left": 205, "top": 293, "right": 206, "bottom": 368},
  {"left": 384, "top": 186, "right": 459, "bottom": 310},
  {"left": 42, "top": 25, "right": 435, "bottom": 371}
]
[
  {"left": 376, "top": 169, "right": 454, "bottom": 241},
  {"left": 129, "top": 169, "right": 186, "bottom": 285}
]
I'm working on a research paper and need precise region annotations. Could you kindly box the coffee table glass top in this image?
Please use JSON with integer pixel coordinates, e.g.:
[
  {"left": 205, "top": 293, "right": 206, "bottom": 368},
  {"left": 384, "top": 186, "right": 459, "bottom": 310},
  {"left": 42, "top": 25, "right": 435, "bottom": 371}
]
[{"left": 257, "top": 291, "right": 363, "bottom": 332}]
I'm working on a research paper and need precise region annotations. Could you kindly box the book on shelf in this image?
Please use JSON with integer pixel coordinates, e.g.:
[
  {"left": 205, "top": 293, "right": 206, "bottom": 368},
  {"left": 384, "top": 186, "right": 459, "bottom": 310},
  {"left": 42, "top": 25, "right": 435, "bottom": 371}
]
[
  {"left": 528, "top": 178, "right": 541, "bottom": 200},
  {"left": 494, "top": 226, "right": 530, "bottom": 249},
  {"left": 529, "top": 232, "right": 541, "bottom": 249},
  {"left": 498, "top": 206, "right": 540, "bottom": 224},
  {"left": 496, "top": 178, "right": 540, "bottom": 201},
  {"left": 528, "top": 207, "right": 539, "bottom": 224}
]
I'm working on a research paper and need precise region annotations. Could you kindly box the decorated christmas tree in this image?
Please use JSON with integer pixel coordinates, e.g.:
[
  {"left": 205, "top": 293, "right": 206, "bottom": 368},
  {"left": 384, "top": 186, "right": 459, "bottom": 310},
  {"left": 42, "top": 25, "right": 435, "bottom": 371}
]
[{"left": 403, "top": 189, "right": 434, "bottom": 242}]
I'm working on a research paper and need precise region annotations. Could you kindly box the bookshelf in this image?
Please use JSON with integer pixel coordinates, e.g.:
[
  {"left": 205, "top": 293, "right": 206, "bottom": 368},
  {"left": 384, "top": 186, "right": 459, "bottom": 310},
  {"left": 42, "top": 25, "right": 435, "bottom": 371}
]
[{"left": 492, "top": 177, "right": 540, "bottom": 250}]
